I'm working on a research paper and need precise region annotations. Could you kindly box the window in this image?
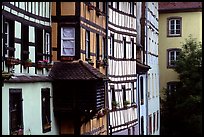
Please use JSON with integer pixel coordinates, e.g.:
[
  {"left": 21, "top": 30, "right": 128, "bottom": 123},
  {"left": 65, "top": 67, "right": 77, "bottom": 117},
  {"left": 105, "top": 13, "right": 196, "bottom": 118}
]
[
  {"left": 140, "top": 77, "right": 144, "bottom": 105},
  {"left": 9, "top": 89, "right": 23, "bottom": 135},
  {"left": 3, "top": 18, "right": 14, "bottom": 58},
  {"left": 157, "top": 111, "right": 159, "bottom": 131},
  {"left": 131, "top": 38, "right": 134, "bottom": 59},
  {"left": 41, "top": 88, "right": 51, "bottom": 133},
  {"left": 35, "top": 28, "right": 43, "bottom": 62},
  {"left": 167, "top": 48, "right": 181, "bottom": 68},
  {"left": 102, "top": 37, "right": 105, "bottom": 59},
  {"left": 85, "top": 30, "right": 90, "bottom": 59},
  {"left": 61, "top": 27, "right": 75, "bottom": 56},
  {"left": 21, "top": 24, "right": 29, "bottom": 62},
  {"left": 149, "top": 115, "right": 152, "bottom": 135},
  {"left": 96, "top": 34, "right": 100, "bottom": 68},
  {"left": 123, "top": 37, "right": 126, "bottom": 58},
  {"left": 122, "top": 85, "right": 126, "bottom": 104},
  {"left": 167, "top": 81, "right": 181, "bottom": 95},
  {"left": 168, "top": 17, "right": 182, "bottom": 36},
  {"left": 96, "top": 2, "right": 99, "bottom": 9},
  {"left": 131, "top": 82, "right": 135, "bottom": 103},
  {"left": 110, "top": 34, "right": 114, "bottom": 57},
  {"left": 111, "top": 86, "right": 115, "bottom": 102},
  {"left": 116, "top": 2, "right": 119, "bottom": 10},
  {"left": 96, "top": 34, "right": 100, "bottom": 60},
  {"left": 141, "top": 116, "right": 144, "bottom": 135},
  {"left": 102, "top": 2, "right": 106, "bottom": 13},
  {"left": 130, "top": 2, "right": 134, "bottom": 16},
  {"left": 44, "top": 32, "right": 50, "bottom": 61},
  {"left": 153, "top": 112, "right": 156, "bottom": 133}
]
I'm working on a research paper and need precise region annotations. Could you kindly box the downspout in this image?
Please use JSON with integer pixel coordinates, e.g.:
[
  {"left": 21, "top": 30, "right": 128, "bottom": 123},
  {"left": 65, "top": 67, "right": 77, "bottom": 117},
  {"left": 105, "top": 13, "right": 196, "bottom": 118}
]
[
  {"left": 137, "top": 74, "right": 140, "bottom": 135},
  {"left": 105, "top": 1, "right": 110, "bottom": 135},
  {"left": 145, "top": 2, "right": 149, "bottom": 135}
]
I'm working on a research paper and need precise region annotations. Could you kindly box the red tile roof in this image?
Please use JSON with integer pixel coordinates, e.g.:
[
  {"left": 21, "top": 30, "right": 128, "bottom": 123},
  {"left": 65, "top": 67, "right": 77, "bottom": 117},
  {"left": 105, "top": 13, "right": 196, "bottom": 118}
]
[
  {"left": 159, "top": 2, "right": 202, "bottom": 12},
  {"left": 49, "top": 60, "right": 109, "bottom": 81}
]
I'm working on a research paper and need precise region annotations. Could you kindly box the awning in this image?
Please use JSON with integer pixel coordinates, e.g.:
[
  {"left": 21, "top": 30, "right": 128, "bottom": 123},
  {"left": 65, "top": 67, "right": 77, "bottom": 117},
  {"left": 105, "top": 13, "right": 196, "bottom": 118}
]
[
  {"left": 49, "top": 60, "right": 109, "bottom": 81},
  {"left": 136, "top": 60, "right": 151, "bottom": 74}
]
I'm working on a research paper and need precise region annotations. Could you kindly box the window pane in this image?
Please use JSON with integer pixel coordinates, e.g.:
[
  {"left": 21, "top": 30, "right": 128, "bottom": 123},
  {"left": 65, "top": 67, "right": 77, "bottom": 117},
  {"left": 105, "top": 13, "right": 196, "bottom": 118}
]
[
  {"left": 176, "top": 29, "right": 180, "bottom": 34},
  {"left": 63, "top": 27, "right": 75, "bottom": 38}
]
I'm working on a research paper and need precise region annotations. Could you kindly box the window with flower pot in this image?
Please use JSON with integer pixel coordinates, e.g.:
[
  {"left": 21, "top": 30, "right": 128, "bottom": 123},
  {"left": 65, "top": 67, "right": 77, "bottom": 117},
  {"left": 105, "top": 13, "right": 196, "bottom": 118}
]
[
  {"left": 9, "top": 89, "right": 23, "bottom": 135},
  {"left": 61, "top": 27, "right": 75, "bottom": 57},
  {"left": 41, "top": 88, "right": 51, "bottom": 133}
]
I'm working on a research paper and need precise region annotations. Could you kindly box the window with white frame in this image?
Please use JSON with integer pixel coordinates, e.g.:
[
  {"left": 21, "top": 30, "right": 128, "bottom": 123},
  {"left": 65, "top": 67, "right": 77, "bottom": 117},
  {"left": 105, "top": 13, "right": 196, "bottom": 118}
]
[
  {"left": 168, "top": 17, "right": 182, "bottom": 36},
  {"left": 167, "top": 49, "right": 181, "bottom": 68},
  {"left": 61, "top": 27, "right": 75, "bottom": 56}
]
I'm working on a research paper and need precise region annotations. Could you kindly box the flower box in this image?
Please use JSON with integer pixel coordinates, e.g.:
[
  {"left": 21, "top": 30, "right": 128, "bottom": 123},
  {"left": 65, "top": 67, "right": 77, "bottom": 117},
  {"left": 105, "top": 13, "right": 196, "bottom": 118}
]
[
  {"left": 96, "top": 9, "right": 103, "bottom": 16},
  {"left": 23, "top": 59, "right": 33, "bottom": 68},
  {"left": 6, "top": 57, "right": 21, "bottom": 66},
  {"left": 123, "top": 100, "right": 130, "bottom": 109},
  {"left": 88, "top": 3, "right": 95, "bottom": 11}
]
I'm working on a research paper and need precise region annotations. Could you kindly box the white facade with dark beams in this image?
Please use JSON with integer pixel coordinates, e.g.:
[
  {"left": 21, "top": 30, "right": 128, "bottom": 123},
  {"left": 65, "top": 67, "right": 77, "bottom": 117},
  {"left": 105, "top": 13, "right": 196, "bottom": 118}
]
[
  {"left": 2, "top": 2, "right": 59, "bottom": 135},
  {"left": 145, "top": 2, "right": 160, "bottom": 135},
  {"left": 107, "top": 2, "right": 138, "bottom": 135}
]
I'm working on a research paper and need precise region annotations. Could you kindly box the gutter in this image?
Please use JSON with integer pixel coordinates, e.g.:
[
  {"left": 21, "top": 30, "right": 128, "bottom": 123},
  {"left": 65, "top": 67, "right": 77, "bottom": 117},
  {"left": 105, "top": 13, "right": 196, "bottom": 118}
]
[
  {"left": 105, "top": 1, "right": 110, "bottom": 135},
  {"left": 145, "top": 2, "right": 149, "bottom": 135}
]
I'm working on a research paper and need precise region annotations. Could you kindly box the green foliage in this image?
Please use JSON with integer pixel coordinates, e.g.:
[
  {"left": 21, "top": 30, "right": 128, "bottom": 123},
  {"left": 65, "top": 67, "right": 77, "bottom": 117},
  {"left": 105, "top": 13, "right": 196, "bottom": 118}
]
[{"left": 161, "top": 35, "right": 202, "bottom": 135}]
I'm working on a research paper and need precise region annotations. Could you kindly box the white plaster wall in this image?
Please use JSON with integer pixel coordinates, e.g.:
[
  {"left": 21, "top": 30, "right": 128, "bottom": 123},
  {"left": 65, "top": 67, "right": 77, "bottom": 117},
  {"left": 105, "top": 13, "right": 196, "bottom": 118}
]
[{"left": 2, "top": 82, "right": 59, "bottom": 135}]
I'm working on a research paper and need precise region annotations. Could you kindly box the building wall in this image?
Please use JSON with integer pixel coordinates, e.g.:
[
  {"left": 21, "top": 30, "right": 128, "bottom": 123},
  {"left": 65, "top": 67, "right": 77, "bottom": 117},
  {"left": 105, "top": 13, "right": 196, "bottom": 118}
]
[
  {"left": 146, "top": 2, "right": 160, "bottom": 135},
  {"left": 107, "top": 2, "right": 138, "bottom": 135},
  {"left": 51, "top": 2, "right": 107, "bottom": 135},
  {"left": 2, "top": 2, "right": 55, "bottom": 135},
  {"left": 159, "top": 11, "right": 202, "bottom": 95},
  {"left": 2, "top": 2, "right": 52, "bottom": 76},
  {"left": 2, "top": 82, "right": 59, "bottom": 135}
]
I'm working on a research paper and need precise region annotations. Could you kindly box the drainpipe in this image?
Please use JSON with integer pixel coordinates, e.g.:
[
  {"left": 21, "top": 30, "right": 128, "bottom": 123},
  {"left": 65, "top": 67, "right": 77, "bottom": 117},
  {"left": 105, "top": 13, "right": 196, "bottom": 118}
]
[
  {"left": 137, "top": 74, "right": 140, "bottom": 135},
  {"left": 145, "top": 2, "right": 149, "bottom": 135},
  {"left": 105, "top": 1, "right": 110, "bottom": 135}
]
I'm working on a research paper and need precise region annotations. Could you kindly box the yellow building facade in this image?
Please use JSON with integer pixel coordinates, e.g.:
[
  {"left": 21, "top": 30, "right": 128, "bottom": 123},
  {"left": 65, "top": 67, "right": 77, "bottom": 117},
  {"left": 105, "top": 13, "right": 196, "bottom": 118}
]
[{"left": 158, "top": 2, "right": 202, "bottom": 97}]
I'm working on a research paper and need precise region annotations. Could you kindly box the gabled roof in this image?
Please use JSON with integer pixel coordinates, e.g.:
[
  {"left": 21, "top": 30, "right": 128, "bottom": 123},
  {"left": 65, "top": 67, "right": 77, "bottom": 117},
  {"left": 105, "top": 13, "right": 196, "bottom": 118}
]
[
  {"left": 49, "top": 60, "right": 109, "bottom": 81},
  {"left": 159, "top": 2, "right": 202, "bottom": 13}
]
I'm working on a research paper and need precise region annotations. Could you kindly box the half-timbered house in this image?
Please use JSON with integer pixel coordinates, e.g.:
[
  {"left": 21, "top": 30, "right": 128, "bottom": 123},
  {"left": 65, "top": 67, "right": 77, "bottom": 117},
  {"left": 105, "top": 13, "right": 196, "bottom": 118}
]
[
  {"left": 2, "top": 2, "right": 59, "bottom": 135},
  {"left": 107, "top": 2, "right": 139, "bottom": 135},
  {"left": 50, "top": 2, "right": 109, "bottom": 135}
]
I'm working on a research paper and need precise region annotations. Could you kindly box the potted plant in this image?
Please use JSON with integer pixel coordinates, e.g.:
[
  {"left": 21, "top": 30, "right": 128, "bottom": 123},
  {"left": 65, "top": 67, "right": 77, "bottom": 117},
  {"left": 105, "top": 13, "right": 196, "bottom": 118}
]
[
  {"left": 6, "top": 56, "right": 21, "bottom": 66},
  {"left": 87, "top": 2, "right": 95, "bottom": 11},
  {"left": 24, "top": 59, "right": 33, "bottom": 68},
  {"left": 86, "top": 58, "right": 94, "bottom": 66},
  {"left": 102, "top": 58, "right": 108, "bottom": 67},
  {"left": 37, "top": 59, "right": 52, "bottom": 69},
  {"left": 131, "top": 102, "right": 137, "bottom": 108},
  {"left": 112, "top": 101, "right": 119, "bottom": 110},
  {"left": 123, "top": 100, "right": 130, "bottom": 108}
]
